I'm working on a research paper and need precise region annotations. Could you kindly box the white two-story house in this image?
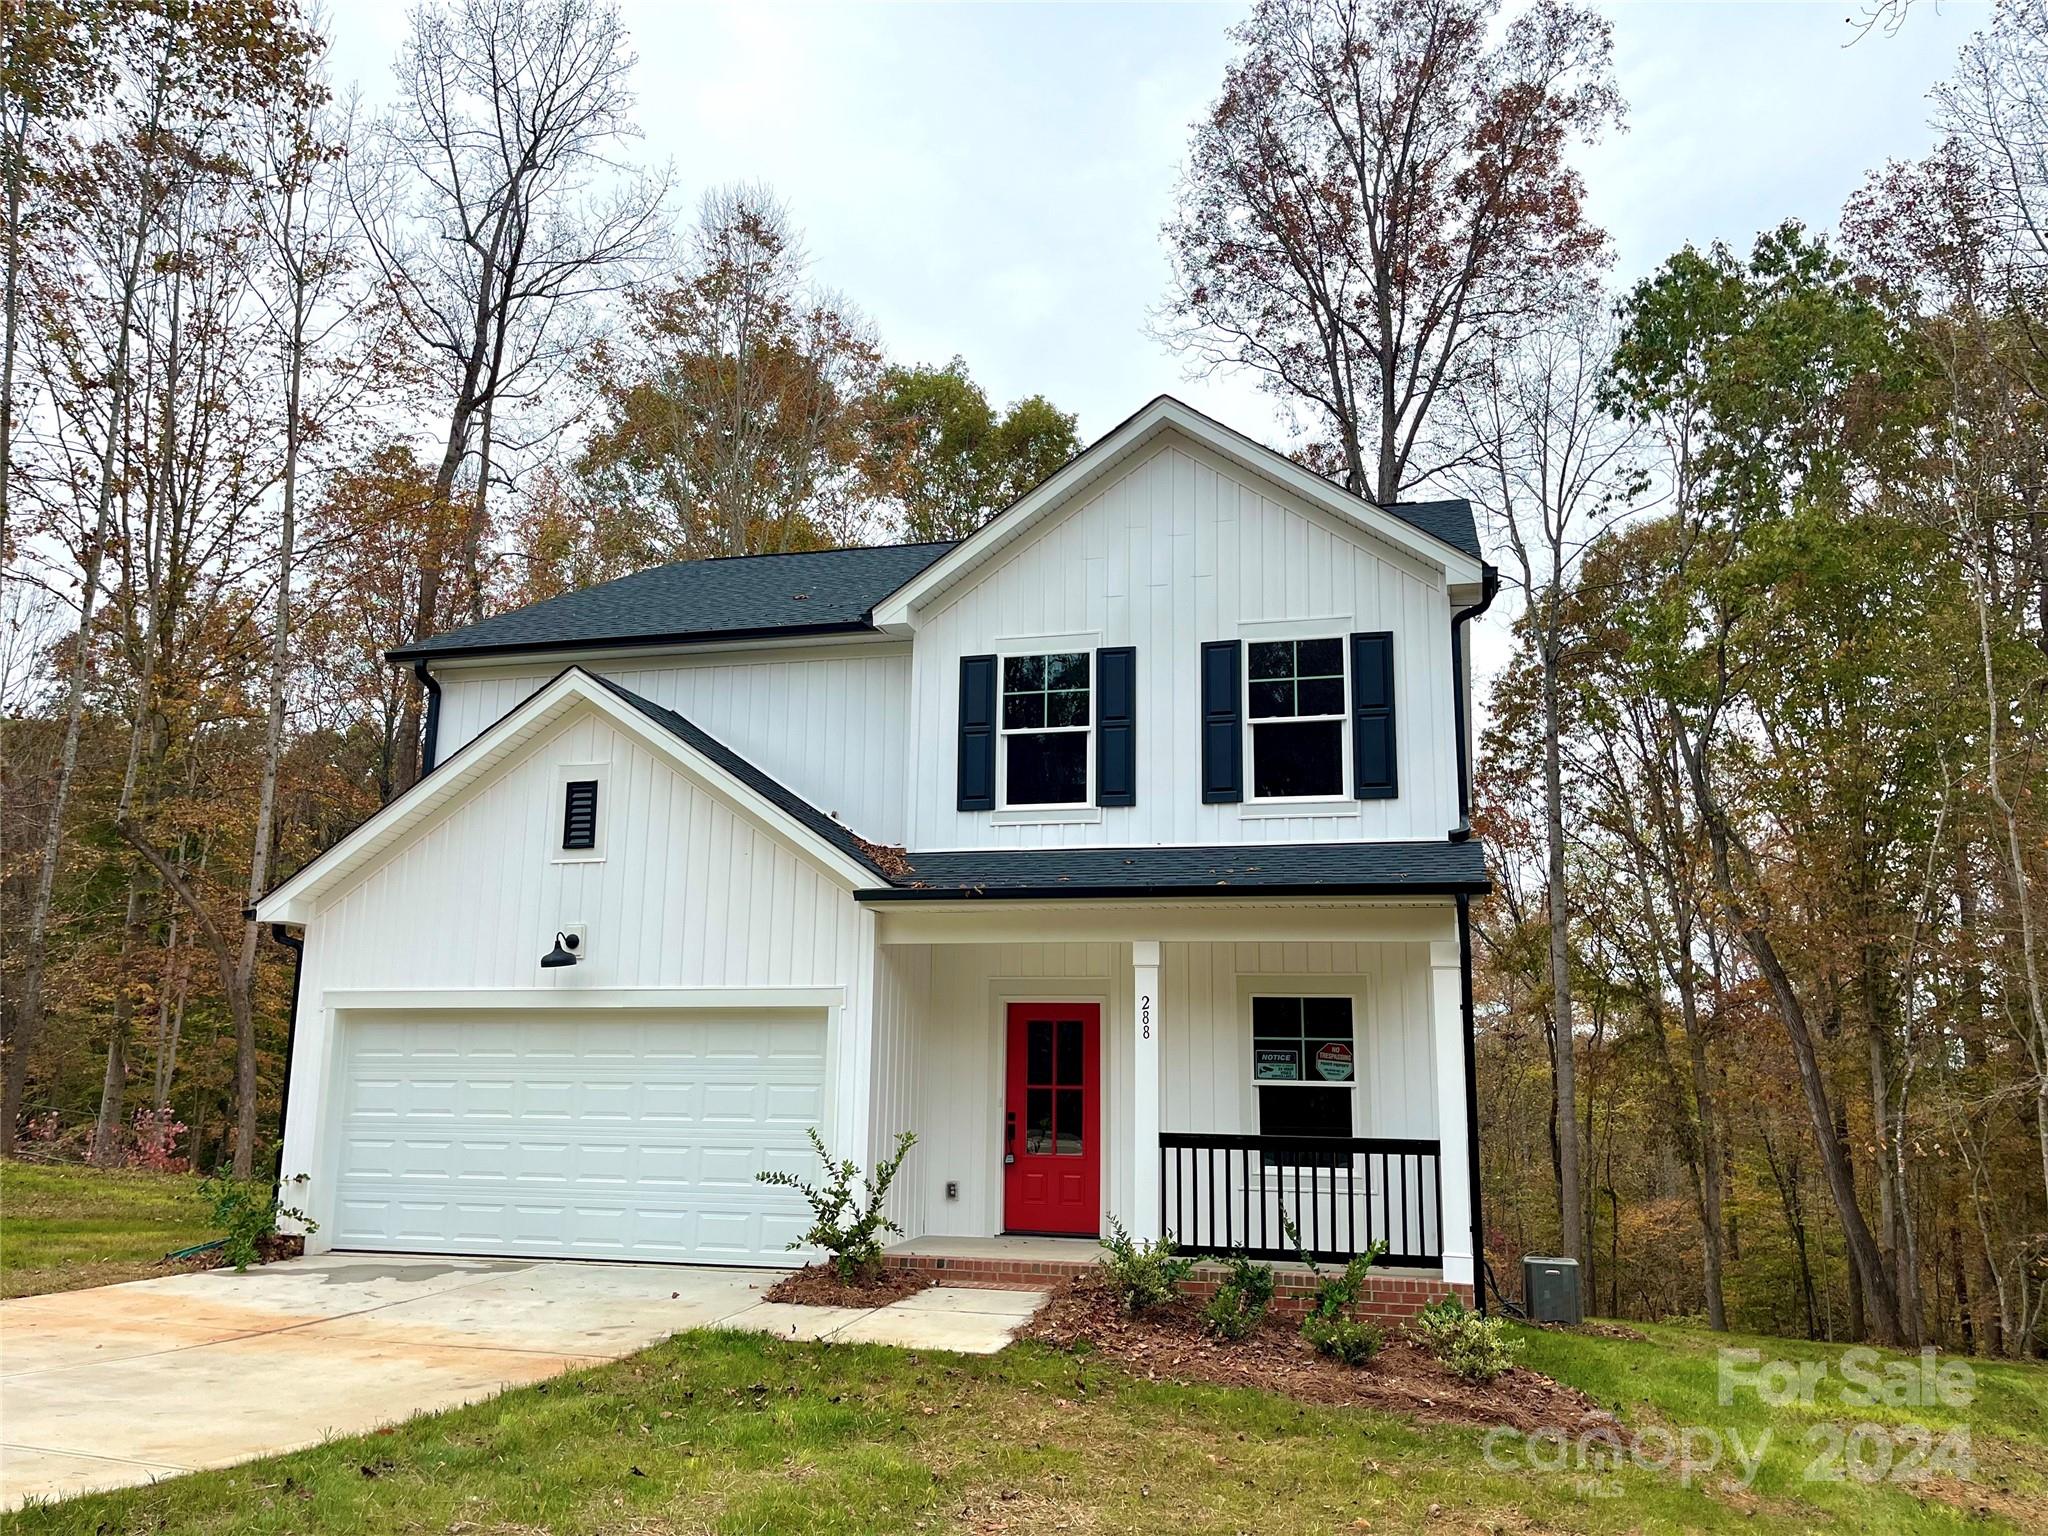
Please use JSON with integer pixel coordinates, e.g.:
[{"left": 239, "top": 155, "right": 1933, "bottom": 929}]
[{"left": 256, "top": 396, "right": 1497, "bottom": 1313}]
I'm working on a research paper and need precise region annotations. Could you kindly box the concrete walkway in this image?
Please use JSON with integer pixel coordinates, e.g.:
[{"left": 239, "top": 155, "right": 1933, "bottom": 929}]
[{"left": 0, "top": 1253, "right": 1044, "bottom": 1510}]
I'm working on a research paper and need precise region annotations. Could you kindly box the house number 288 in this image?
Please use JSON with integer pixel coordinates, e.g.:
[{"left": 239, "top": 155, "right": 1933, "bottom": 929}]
[{"left": 1140, "top": 995, "right": 1152, "bottom": 1040}]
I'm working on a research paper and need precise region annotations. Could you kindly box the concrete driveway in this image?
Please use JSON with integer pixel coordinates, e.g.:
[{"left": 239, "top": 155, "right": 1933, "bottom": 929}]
[{"left": 0, "top": 1254, "right": 1043, "bottom": 1510}]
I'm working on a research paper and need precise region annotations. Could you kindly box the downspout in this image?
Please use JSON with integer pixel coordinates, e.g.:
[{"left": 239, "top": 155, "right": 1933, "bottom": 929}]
[
  {"left": 414, "top": 660, "right": 442, "bottom": 775},
  {"left": 1458, "top": 893, "right": 1487, "bottom": 1313},
  {"left": 1448, "top": 564, "right": 1501, "bottom": 842},
  {"left": 267, "top": 922, "right": 305, "bottom": 1182}
]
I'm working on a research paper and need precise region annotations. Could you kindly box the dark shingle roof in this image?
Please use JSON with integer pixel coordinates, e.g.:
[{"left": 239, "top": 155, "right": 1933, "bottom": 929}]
[
  {"left": 1384, "top": 499, "right": 1481, "bottom": 560},
  {"left": 861, "top": 839, "right": 1489, "bottom": 900},
  {"left": 390, "top": 541, "right": 958, "bottom": 662},
  {"left": 591, "top": 676, "right": 902, "bottom": 882}
]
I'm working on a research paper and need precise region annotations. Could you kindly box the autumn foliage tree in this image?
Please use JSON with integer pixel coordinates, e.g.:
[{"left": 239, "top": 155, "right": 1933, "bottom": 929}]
[
  {"left": 859, "top": 360, "right": 1079, "bottom": 543},
  {"left": 577, "top": 185, "right": 882, "bottom": 560},
  {"left": 1159, "top": 0, "right": 1622, "bottom": 500}
]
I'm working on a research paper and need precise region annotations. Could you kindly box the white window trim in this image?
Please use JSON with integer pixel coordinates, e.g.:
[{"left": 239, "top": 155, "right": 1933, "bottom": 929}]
[
  {"left": 552, "top": 762, "right": 609, "bottom": 864},
  {"left": 1243, "top": 632, "right": 1350, "bottom": 804},
  {"left": 997, "top": 646, "right": 1094, "bottom": 812}
]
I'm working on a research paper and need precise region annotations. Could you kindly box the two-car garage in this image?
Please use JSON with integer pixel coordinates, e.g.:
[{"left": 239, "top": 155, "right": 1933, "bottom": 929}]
[{"left": 326, "top": 1009, "right": 828, "bottom": 1266}]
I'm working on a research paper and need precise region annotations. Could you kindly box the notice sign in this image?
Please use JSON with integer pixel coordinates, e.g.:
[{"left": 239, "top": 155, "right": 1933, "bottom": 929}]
[
  {"left": 1255, "top": 1047, "right": 1300, "bottom": 1081},
  {"left": 1315, "top": 1041, "right": 1355, "bottom": 1082}
]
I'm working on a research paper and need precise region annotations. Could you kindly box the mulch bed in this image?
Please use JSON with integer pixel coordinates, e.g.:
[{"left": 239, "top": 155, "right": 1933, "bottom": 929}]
[
  {"left": 1023, "top": 1276, "right": 1613, "bottom": 1435},
  {"left": 764, "top": 1262, "right": 932, "bottom": 1307},
  {"left": 156, "top": 1232, "right": 305, "bottom": 1277}
]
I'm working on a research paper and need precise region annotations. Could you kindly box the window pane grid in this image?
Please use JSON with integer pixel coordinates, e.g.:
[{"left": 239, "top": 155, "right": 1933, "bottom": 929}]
[
  {"left": 1253, "top": 995, "right": 1356, "bottom": 1169},
  {"left": 1000, "top": 651, "right": 1091, "bottom": 807},
  {"left": 1248, "top": 637, "right": 1345, "bottom": 797}
]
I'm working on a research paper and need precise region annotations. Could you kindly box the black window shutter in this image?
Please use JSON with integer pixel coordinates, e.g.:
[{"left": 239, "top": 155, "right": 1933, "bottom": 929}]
[
  {"left": 957, "top": 654, "right": 997, "bottom": 811},
  {"left": 1095, "top": 646, "right": 1136, "bottom": 807},
  {"left": 1350, "top": 631, "right": 1397, "bottom": 799},
  {"left": 1200, "top": 639, "right": 1243, "bottom": 804},
  {"left": 562, "top": 779, "right": 599, "bottom": 849}
]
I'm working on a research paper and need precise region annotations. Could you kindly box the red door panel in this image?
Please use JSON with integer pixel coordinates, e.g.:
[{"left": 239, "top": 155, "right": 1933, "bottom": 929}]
[{"left": 1003, "top": 1003, "right": 1100, "bottom": 1235}]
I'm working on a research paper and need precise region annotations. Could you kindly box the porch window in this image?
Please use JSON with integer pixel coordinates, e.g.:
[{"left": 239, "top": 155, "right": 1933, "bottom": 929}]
[
  {"left": 1001, "top": 652, "right": 1090, "bottom": 806},
  {"left": 1247, "top": 638, "right": 1346, "bottom": 799},
  {"left": 1252, "top": 995, "right": 1355, "bottom": 1165}
]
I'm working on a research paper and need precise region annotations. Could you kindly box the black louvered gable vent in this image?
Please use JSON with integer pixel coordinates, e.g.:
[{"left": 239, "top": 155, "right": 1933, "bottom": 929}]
[{"left": 562, "top": 779, "right": 599, "bottom": 849}]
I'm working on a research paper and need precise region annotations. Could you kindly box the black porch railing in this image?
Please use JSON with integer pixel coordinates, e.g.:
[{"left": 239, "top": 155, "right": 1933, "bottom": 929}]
[{"left": 1159, "top": 1132, "right": 1442, "bottom": 1266}]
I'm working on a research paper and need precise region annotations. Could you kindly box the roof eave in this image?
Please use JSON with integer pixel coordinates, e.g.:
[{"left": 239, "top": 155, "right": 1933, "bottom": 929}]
[
  {"left": 387, "top": 618, "right": 879, "bottom": 667},
  {"left": 854, "top": 877, "right": 1493, "bottom": 903}
]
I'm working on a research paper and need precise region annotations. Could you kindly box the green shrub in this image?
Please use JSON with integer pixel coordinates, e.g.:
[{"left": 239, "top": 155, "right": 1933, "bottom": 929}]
[
  {"left": 200, "top": 1177, "right": 315, "bottom": 1271},
  {"left": 756, "top": 1129, "right": 916, "bottom": 1282},
  {"left": 1301, "top": 1312, "right": 1384, "bottom": 1364},
  {"left": 1278, "top": 1209, "right": 1387, "bottom": 1365},
  {"left": 1202, "top": 1251, "right": 1276, "bottom": 1340},
  {"left": 1409, "top": 1294, "right": 1522, "bottom": 1383},
  {"left": 1097, "top": 1218, "right": 1193, "bottom": 1312}
]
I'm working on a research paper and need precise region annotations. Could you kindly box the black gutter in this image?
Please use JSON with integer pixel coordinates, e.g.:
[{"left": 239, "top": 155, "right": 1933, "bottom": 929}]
[
  {"left": 1458, "top": 893, "right": 1487, "bottom": 1313},
  {"left": 1448, "top": 564, "right": 1501, "bottom": 841},
  {"left": 388, "top": 618, "right": 877, "bottom": 666},
  {"left": 268, "top": 922, "right": 305, "bottom": 1183},
  {"left": 855, "top": 879, "right": 1491, "bottom": 902},
  {"left": 414, "top": 660, "right": 442, "bottom": 774}
]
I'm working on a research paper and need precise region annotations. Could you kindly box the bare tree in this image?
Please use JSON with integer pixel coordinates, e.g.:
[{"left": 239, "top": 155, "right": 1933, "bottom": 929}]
[
  {"left": 351, "top": 0, "right": 669, "bottom": 791},
  {"left": 6, "top": 6, "right": 228, "bottom": 1152},
  {"left": 1448, "top": 294, "right": 1638, "bottom": 1270},
  {"left": 1159, "top": 0, "right": 1622, "bottom": 500}
]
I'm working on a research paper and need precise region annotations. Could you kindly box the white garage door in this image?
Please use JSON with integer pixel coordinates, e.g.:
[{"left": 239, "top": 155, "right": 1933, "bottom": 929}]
[{"left": 331, "top": 1009, "right": 826, "bottom": 1265}]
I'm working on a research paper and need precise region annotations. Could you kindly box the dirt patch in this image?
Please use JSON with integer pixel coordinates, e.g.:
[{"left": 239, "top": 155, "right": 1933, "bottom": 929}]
[
  {"left": 764, "top": 1263, "right": 932, "bottom": 1307},
  {"left": 1914, "top": 1469, "right": 2048, "bottom": 1528},
  {"left": 1024, "top": 1276, "right": 1612, "bottom": 1436}
]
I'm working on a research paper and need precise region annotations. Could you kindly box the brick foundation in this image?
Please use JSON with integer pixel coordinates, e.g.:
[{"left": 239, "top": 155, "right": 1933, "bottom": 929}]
[{"left": 882, "top": 1250, "right": 1472, "bottom": 1324}]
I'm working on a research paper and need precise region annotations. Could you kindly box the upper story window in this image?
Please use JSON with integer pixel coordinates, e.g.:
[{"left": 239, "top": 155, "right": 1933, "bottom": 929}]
[
  {"left": 1001, "top": 651, "right": 1091, "bottom": 806},
  {"left": 1247, "top": 638, "right": 1346, "bottom": 799}
]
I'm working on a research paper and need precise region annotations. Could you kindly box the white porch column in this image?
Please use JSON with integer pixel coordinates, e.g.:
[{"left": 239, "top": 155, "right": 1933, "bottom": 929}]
[
  {"left": 1130, "top": 940, "right": 1162, "bottom": 1241},
  {"left": 1429, "top": 939, "right": 1475, "bottom": 1290}
]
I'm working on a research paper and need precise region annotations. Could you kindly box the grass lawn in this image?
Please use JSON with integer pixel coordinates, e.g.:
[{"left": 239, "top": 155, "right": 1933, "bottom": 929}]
[
  {"left": 11, "top": 1316, "right": 2046, "bottom": 1534},
  {"left": 0, "top": 1160, "right": 212, "bottom": 1298}
]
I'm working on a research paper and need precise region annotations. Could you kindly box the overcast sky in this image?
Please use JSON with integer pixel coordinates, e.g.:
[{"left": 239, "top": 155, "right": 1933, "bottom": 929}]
[
  {"left": 324, "top": 0, "right": 1989, "bottom": 445},
  {"left": 321, "top": 1, "right": 1986, "bottom": 690}
]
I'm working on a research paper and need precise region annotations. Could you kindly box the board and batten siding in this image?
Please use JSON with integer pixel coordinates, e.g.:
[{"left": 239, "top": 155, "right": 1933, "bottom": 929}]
[
  {"left": 432, "top": 643, "right": 914, "bottom": 847},
  {"left": 902, "top": 436, "right": 1462, "bottom": 850},
  {"left": 880, "top": 939, "right": 1435, "bottom": 1243},
  {"left": 305, "top": 710, "right": 863, "bottom": 993}
]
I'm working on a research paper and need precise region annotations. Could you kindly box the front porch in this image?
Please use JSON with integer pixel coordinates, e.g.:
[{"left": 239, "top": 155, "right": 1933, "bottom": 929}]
[{"left": 855, "top": 898, "right": 1477, "bottom": 1310}]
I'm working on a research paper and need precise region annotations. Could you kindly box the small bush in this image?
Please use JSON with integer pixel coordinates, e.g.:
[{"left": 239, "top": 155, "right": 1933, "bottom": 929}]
[
  {"left": 1410, "top": 1294, "right": 1522, "bottom": 1383},
  {"left": 1301, "top": 1312, "right": 1384, "bottom": 1364},
  {"left": 1278, "top": 1209, "right": 1387, "bottom": 1365},
  {"left": 756, "top": 1128, "right": 916, "bottom": 1283},
  {"left": 1202, "top": 1251, "right": 1276, "bottom": 1340},
  {"left": 200, "top": 1177, "right": 315, "bottom": 1271},
  {"left": 1097, "top": 1217, "right": 1193, "bottom": 1312}
]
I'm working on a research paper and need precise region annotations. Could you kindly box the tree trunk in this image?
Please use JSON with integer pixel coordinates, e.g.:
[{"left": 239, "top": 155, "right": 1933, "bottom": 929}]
[
  {"left": 1678, "top": 715, "right": 1905, "bottom": 1343},
  {"left": 1678, "top": 951, "right": 1729, "bottom": 1330},
  {"left": 90, "top": 877, "right": 149, "bottom": 1166},
  {"left": 4, "top": 186, "right": 152, "bottom": 1153},
  {"left": 1542, "top": 638, "right": 1582, "bottom": 1263}
]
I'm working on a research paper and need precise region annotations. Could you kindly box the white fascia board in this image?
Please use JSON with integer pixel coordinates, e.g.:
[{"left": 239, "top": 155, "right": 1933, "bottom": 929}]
[
  {"left": 255, "top": 668, "right": 876, "bottom": 924},
  {"left": 870, "top": 396, "right": 1484, "bottom": 628}
]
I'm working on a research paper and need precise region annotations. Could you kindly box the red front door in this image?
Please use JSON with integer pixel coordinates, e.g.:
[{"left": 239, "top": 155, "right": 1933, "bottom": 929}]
[{"left": 1003, "top": 1003, "right": 1101, "bottom": 1235}]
